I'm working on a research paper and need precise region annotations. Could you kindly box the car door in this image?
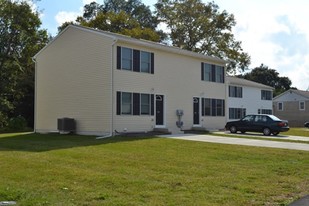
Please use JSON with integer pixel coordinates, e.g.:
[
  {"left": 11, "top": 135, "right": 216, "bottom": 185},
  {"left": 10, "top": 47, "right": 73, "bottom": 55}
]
[
  {"left": 253, "top": 115, "right": 266, "bottom": 132},
  {"left": 238, "top": 115, "right": 255, "bottom": 131}
]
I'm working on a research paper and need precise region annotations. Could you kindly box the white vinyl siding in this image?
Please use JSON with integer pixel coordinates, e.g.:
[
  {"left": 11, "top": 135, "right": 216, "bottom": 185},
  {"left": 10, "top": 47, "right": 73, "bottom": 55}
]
[{"left": 35, "top": 27, "right": 113, "bottom": 135}]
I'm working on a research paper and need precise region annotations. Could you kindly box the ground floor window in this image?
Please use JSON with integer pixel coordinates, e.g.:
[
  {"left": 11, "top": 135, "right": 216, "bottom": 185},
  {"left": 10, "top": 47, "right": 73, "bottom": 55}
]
[
  {"left": 258, "top": 109, "right": 272, "bottom": 114},
  {"left": 201, "top": 98, "right": 225, "bottom": 116},
  {"left": 229, "top": 108, "right": 246, "bottom": 119},
  {"left": 117, "top": 91, "right": 154, "bottom": 116}
]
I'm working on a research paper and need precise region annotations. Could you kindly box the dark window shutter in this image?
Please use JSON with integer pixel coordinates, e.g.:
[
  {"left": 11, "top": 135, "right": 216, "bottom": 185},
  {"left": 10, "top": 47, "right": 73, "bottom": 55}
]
[
  {"left": 201, "top": 63, "right": 204, "bottom": 81},
  {"left": 212, "top": 99, "right": 216, "bottom": 116},
  {"left": 133, "top": 50, "right": 140, "bottom": 72},
  {"left": 151, "top": 53, "right": 154, "bottom": 74},
  {"left": 201, "top": 98, "right": 205, "bottom": 116},
  {"left": 117, "top": 46, "right": 121, "bottom": 70},
  {"left": 211, "top": 65, "right": 216, "bottom": 82},
  {"left": 222, "top": 67, "right": 225, "bottom": 83},
  {"left": 223, "top": 100, "right": 225, "bottom": 116},
  {"left": 151, "top": 94, "right": 154, "bottom": 115},
  {"left": 133, "top": 93, "right": 140, "bottom": 115},
  {"left": 116, "top": 91, "right": 121, "bottom": 115}
]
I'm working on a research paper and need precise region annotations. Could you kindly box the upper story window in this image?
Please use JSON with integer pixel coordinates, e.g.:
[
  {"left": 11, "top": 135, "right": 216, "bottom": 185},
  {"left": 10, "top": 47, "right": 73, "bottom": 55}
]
[
  {"left": 261, "top": 90, "right": 272, "bottom": 100},
  {"left": 229, "top": 86, "right": 243, "bottom": 98},
  {"left": 141, "top": 51, "right": 151, "bottom": 73},
  {"left": 299, "top": 101, "right": 305, "bottom": 110},
  {"left": 201, "top": 63, "right": 225, "bottom": 83},
  {"left": 117, "top": 46, "right": 154, "bottom": 74},
  {"left": 215, "top": 66, "right": 224, "bottom": 83},
  {"left": 121, "top": 47, "right": 133, "bottom": 71}
]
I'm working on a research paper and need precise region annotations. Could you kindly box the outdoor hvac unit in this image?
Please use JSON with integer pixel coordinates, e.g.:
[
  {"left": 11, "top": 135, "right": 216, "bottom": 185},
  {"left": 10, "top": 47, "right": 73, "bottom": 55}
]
[{"left": 57, "top": 118, "right": 76, "bottom": 134}]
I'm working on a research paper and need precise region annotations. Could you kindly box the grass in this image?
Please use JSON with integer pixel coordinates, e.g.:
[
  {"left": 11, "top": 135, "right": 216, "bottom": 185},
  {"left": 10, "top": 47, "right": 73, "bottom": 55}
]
[
  {"left": 0, "top": 133, "right": 308, "bottom": 205},
  {"left": 284, "top": 127, "right": 309, "bottom": 137}
]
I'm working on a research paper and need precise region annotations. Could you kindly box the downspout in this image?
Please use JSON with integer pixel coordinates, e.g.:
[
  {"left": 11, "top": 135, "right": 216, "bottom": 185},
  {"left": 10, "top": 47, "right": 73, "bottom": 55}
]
[
  {"left": 97, "top": 38, "right": 118, "bottom": 139},
  {"left": 32, "top": 57, "right": 37, "bottom": 133}
]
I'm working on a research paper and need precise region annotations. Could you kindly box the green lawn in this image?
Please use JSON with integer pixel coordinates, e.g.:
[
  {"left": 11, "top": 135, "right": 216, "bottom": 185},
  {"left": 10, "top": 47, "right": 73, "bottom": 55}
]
[
  {"left": 284, "top": 127, "right": 309, "bottom": 137},
  {"left": 0, "top": 133, "right": 308, "bottom": 205}
]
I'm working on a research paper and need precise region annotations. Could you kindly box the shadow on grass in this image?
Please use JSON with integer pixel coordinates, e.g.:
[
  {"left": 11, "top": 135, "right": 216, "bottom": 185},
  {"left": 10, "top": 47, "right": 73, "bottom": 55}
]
[{"left": 0, "top": 133, "right": 159, "bottom": 152}]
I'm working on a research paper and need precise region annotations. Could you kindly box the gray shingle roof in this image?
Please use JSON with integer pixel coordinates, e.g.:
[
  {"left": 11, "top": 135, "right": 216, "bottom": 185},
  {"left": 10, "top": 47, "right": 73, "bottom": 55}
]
[{"left": 227, "top": 76, "right": 274, "bottom": 90}]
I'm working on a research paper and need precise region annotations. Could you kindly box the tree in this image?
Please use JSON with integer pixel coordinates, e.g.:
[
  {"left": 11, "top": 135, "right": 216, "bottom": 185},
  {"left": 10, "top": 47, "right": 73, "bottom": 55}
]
[
  {"left": 155, "top": 0, "right": 250, "bottom": 73},
  {"left": 0, "top": 0, "right": 49, "bottom": 128},
  {"left": 238, "top": 64, "right": 292, "bottom": 96},
  {"left": 59, "top": 0, "right": 165, "bottom": 42}
]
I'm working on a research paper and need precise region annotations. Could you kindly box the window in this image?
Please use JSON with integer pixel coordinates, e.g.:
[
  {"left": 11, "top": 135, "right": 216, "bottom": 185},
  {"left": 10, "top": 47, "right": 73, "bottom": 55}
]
[
  {"left": 258, "top": 109, "right": 272, "bottom": 114},
  {"left": 203, "top": 98, "right": 211, "bottom": 116},
  {"left": 201, "top": 63, "right": 225, "bottom": 83},
  {"left": 299, "top": 101, "right": 305, "bottom": 110},
  {"left": 229, "top": 86, "right": 243, "bottom": 98},
  {"left": 141, "top": 51, "right": 151, "bottom": 73},
  {"left": 117, "top": 46, "right": 154, "bottom": 74},
  {"left": 203, "top": 63, "right": 211, "bottom": 81},
  {"left": 216, "top": 66, "right": 224, "bottom": 83},
  {"left": 117, "top": 91, "right": 154, "bottom": 116},
  {"left": 278, "top": 102, "right": 283, "bottom": 111},
  {"left": 121, "top": 47, "right": 132, "bottom": 70},
  {"left": 121, "top": 92, "right": 132, "bottom": 114},
  {"left": 141, "top": 94, "right": 150, "bottom": 115},
  {"left": 261, "top": 90, "right": 272, "bottom": 100},
  {"left": 202, "top": 98, "right": 225, "bottom": 116},
  {"left": 229, "top": 108, "right": 246, "bottom": 119}
]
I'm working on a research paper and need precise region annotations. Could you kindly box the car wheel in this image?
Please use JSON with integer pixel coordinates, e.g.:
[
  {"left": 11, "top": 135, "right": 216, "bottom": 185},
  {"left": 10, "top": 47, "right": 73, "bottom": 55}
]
[
  {"left": 263, "top": 127, "right": 271, "bottom": 136},
  {"left": 230, "top": 126, "right": 237, "bottom": 133},
  {"left": 272, "top": 132, "right": 279, "bottom": 136}
]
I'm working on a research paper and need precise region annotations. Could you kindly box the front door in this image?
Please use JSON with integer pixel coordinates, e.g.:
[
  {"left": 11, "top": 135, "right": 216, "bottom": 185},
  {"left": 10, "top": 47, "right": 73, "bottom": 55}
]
[
  {"left": 156, "top": 95, "right": 164, "bottom": 126},
  {"left": 193, "top": 97, "right": 200, "bottom": 125}
]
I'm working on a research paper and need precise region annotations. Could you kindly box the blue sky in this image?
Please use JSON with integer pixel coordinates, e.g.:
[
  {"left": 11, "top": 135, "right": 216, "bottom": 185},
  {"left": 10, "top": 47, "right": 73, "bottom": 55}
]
[{"left": 34, "top": 0, "right": 309, "bottom": 90}]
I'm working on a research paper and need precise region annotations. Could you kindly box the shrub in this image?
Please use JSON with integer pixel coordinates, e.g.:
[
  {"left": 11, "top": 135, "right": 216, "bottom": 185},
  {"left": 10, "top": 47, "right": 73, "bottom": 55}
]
[
  {"left": 0, "top": 112, "right": 8, "bottom": 129},
  {"left": 8, "top": 116, "right": 27, "bottom": 131}
]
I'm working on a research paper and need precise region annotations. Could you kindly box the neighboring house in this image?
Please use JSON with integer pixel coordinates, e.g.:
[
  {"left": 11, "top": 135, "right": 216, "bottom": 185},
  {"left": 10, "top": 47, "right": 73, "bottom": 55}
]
[
  {"left": 226, "top": 76, "right": 274, "bottom": 121},
  {"left": 273, "top": 89, "right": 309, "bottom": 126},
  {"left": 33, "top": 25, "right": 227, "bottom": 135}
]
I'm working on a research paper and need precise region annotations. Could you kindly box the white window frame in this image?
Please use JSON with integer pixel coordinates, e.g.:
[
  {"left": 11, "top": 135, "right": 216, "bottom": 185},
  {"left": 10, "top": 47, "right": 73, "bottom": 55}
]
[
  {"left": 299, "top": 101, "right": 305, "bottom": 111},
  {"left": 140, "top": 93, "right": 151, "bottom": 115},
  {"left": 121, "top": 47, "right": 133, "bottom": 71},
  {"left": 121, "top": 92, "right": 132, "bottom": 115},
  {"left": 278, "top": 102, "right": 283, "bottom": 111},
  {"left": 140, "top": 51, "right": 151, "bottom": 73}
]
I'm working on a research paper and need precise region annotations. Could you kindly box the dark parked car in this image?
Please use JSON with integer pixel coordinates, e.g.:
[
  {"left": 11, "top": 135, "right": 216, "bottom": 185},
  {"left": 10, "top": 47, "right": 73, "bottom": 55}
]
[
  {"left": 225, "top": 114, "right": 289, "bottom": 136},
  {"left": 305, "top": 121, "right": 309, "bottom": 128}
]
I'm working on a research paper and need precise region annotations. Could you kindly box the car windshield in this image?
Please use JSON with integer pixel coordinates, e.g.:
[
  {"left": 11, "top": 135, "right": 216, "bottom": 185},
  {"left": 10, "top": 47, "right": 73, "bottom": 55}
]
[{"left": 268, "top": 115, "right": 281, "bottom": 121}]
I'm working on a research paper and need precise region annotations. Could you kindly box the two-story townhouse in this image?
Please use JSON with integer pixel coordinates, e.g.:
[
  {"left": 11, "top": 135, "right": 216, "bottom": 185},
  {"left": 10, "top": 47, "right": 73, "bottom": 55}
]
[
  {"left": 33, "top": 25, "right": 227, "bottom": 135},
  {"left": 226, "top": 76, "right": 274, "bottom": 121},
  {"left": 273, "top": 89, "right": 309, "bottom": 126}
]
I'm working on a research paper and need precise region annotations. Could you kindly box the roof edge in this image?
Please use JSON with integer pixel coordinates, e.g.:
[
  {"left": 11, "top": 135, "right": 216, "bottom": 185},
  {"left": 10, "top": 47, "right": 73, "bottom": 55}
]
[{"left": 34, "top": 25, "right": 227, "bottom": 65}]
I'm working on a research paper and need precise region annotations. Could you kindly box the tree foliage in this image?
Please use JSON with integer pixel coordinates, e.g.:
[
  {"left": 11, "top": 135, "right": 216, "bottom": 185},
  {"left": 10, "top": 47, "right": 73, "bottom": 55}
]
[
  {"left": 155, "top": 0, "right": 250, "bottom": 72},
  {"left": 59, "top": 0, "right": 165, "bottom": 42},
  {"left": 238, "top": 64, "right": 292, "bottom": 96},
  {"left": 0, "top": 0, "right": 49, "bottom": 128}
]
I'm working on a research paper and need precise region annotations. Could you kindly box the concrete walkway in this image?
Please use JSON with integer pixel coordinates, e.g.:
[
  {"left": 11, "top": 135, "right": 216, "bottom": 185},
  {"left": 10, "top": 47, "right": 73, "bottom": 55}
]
[
  {"left": 214, "top": 131, "right": 309, "bottom": 142},
  {"left": 160, "top": 134, "right": 309, "bottom": 151}
]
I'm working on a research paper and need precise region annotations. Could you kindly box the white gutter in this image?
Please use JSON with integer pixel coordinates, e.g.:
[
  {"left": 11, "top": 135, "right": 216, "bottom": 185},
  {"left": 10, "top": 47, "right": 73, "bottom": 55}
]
[
  {"left": 96, "top": 38, "right": 118, "bottom": 139},
  {"left": 31, "top": 57, "right": 37, "bottom": 133}
]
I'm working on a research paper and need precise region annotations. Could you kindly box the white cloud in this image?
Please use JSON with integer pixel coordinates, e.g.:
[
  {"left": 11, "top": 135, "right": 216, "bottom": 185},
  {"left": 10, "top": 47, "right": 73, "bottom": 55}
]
[
  {"left": 55, "top": 11, "right": 80, "bottom": 26},
  {"left": 215, "top": 0, "right": 309, "bottom": 90},
  {"left": 82, "top": 0, "right": 98, "bottom": 4}
]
